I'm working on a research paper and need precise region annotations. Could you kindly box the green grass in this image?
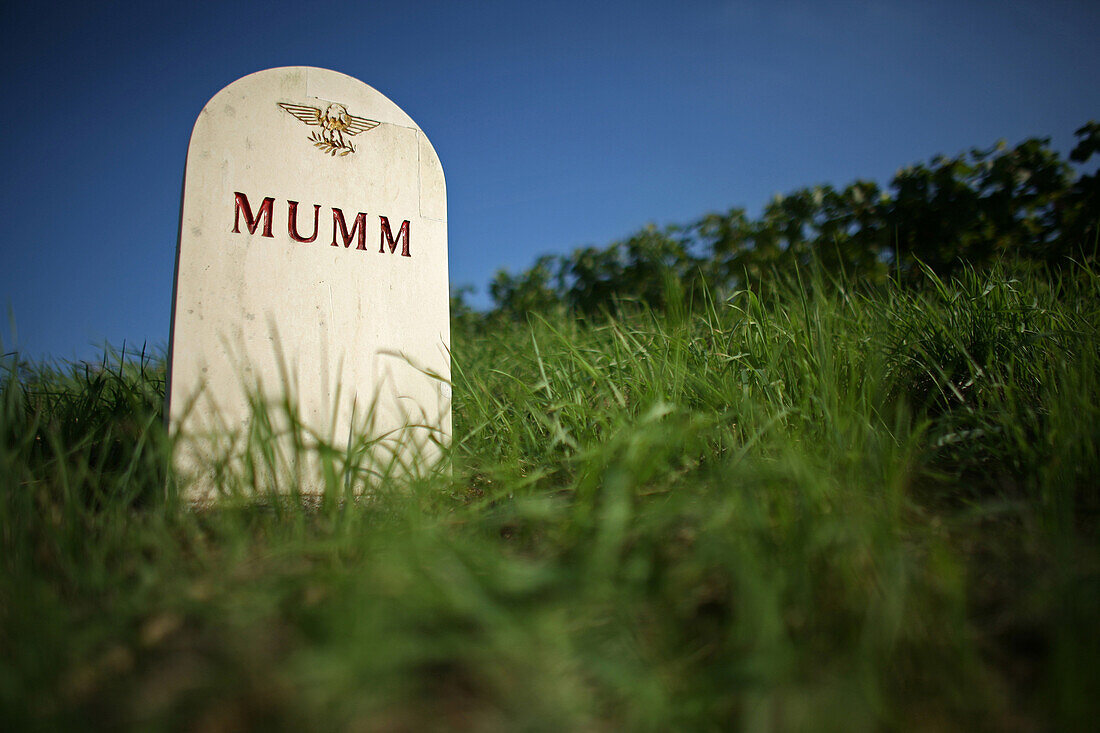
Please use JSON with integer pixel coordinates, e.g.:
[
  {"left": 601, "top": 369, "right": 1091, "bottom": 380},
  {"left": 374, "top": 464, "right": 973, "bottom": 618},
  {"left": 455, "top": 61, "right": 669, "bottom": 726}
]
[{"left": 2, "top": 264, "right": 1098, "bottom": 731}]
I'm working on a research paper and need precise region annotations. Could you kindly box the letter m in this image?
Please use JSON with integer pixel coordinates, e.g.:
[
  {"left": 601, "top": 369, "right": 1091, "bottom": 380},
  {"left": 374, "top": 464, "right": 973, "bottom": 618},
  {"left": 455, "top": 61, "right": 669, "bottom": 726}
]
[
  {"left": 232, "top": 193, "right": 274, "bottom": 237},
  {"left": 379, "top": 216, "right": 411, "bottom": 257},
  {"left": 331, "top": 208, "right": 368, "bottom": 249}
]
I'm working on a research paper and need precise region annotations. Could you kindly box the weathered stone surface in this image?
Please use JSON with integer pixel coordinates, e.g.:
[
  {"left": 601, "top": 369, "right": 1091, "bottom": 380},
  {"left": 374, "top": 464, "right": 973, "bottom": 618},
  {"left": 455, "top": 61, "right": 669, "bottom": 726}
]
[{"left": 167, "top": 67, "right": 449, "bottom": 499}]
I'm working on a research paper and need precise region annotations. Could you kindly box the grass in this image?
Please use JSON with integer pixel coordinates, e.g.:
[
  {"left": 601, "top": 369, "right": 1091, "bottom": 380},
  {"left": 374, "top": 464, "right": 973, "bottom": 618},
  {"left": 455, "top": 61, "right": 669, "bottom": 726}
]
[{"left": 1, "top": 263, "right": 1098, "bottom": 730}]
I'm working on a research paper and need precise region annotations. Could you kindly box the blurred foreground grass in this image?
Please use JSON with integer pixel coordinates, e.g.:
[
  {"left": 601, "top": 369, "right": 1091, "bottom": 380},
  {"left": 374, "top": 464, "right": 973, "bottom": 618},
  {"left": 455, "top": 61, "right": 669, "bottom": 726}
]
[{"left": 1, "top": 265, "right": 1098, "bottom": 731}]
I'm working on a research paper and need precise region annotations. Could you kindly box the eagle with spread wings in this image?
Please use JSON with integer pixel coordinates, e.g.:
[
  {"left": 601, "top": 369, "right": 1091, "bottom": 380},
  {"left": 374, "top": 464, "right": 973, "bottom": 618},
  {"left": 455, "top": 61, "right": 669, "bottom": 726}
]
[{"left": 277, "top": 102, "right": 380, "bottom": 156}]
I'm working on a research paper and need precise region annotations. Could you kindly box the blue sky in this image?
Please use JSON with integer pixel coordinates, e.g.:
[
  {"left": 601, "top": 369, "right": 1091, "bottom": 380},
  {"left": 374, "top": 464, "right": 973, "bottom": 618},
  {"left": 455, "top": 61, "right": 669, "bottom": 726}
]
[{"left": 2, "top": 0, "right": 1097, "bottom": 361}]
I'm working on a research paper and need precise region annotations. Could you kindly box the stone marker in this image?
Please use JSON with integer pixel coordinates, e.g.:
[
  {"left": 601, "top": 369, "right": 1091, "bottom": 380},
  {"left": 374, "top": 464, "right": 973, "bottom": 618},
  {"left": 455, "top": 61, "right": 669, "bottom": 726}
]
[{"left": 167, "top": 67, "right": 450, "bottom": 500}]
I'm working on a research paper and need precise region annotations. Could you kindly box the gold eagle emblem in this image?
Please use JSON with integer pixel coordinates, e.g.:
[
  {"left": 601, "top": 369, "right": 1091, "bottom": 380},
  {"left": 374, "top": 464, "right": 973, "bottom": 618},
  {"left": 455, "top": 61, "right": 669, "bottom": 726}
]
[{"left": 277, "top": 102, "right": 380, "bottom": 157}]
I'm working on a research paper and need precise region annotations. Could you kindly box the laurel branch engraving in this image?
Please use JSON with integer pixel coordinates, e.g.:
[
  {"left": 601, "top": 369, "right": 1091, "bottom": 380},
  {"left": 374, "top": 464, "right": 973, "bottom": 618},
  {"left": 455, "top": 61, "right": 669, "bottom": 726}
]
[{"left": 309, "top": 130, "right": 355, "bottom": 157}]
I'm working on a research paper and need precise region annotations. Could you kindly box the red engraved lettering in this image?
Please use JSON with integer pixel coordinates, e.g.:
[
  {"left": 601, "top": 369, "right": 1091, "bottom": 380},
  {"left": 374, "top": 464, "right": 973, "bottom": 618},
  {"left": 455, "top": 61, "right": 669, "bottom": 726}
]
[
  {"left": 232, "top": 193, "right": 274, "bottom": 237},
  {"left": 288, "top": 201, "right": 321, "bottom": 243},
  {"left": 378, "top": 216, "right": 411, "bottom": 257},
  {"left": 331, "top": 208, "right": 368, "bottom": 249}
]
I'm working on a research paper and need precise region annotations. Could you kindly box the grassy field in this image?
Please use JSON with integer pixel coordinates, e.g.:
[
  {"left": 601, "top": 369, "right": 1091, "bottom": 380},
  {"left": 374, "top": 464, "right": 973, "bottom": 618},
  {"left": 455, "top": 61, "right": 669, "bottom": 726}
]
[{"left": 1, "top": 264, "right": 1098, "bottom": 731}]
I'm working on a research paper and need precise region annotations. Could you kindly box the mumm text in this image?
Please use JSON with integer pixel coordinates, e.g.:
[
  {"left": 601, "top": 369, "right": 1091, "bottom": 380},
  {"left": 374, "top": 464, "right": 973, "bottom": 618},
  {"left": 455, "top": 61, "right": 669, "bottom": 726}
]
[{"left": 232, "top": 192, "right": 411, "bottom": 257}]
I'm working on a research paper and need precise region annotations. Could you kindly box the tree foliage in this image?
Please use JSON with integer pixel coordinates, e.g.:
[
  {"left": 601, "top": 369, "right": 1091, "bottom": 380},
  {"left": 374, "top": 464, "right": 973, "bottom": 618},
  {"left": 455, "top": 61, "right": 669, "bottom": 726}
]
[{"left": 480, "top": 123, "right": 1100, "bottom": 320}]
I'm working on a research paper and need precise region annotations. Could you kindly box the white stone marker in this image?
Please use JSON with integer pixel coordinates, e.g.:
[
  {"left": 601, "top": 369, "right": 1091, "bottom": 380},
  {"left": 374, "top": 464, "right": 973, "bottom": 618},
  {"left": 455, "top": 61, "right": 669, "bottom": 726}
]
[{"left": 167, "top": 67, "right": 449, "bottom": 500}]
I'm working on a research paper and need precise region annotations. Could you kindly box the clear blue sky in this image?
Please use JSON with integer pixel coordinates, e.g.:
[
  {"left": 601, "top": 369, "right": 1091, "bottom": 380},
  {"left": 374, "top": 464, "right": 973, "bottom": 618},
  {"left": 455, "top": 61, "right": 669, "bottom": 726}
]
[{"left": 2, "top": 0, "right": 1097, "bottom": 361}]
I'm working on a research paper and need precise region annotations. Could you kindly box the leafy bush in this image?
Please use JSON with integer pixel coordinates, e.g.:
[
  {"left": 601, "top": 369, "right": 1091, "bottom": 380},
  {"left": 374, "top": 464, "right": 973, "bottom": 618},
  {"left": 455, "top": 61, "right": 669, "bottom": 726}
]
[{"left": 483, "top": 123, "right": 1100, "bottom": 321}]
